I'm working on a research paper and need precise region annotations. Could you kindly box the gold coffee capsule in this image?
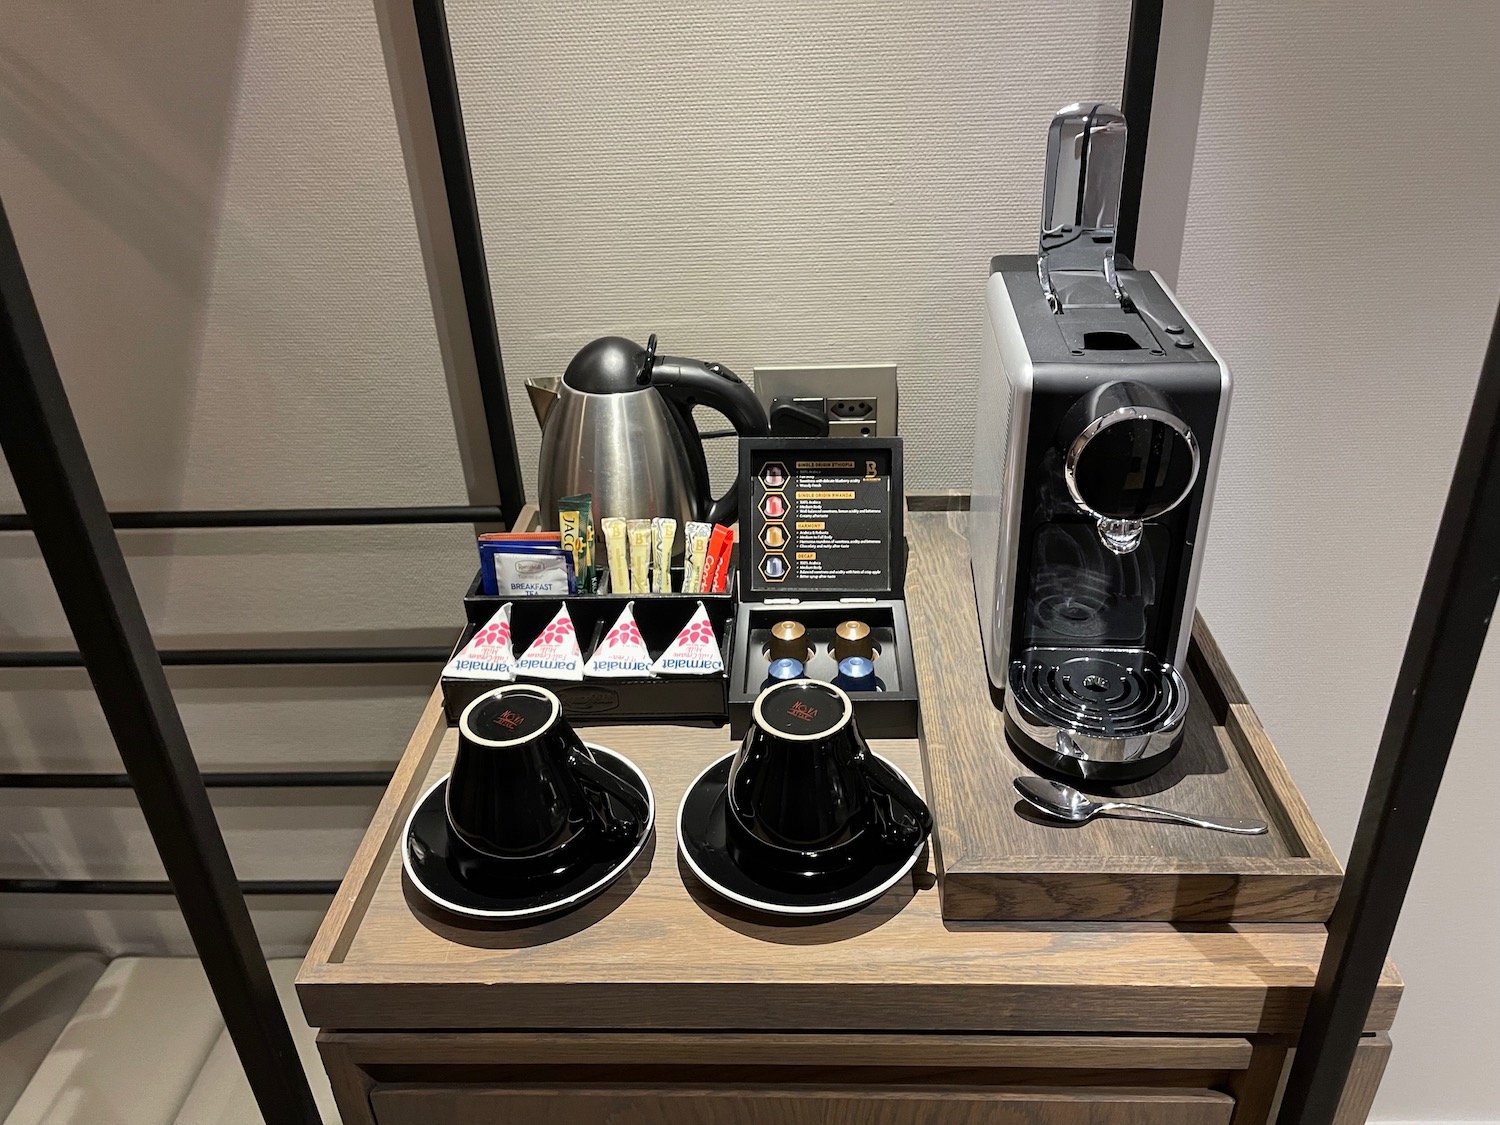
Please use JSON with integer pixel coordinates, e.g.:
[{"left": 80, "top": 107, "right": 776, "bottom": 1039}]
[
  {"left": 833, "top": 619, "right": 874, "bottom": 662},
  {"left": 767, "top": 620, "right": 808, "bottom": 662}
]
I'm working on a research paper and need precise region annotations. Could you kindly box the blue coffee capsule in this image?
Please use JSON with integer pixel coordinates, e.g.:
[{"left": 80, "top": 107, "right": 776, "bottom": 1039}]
[
  {"left": 762, "top": 658, "right": 805, "bottom": 690},
  {"left": 832, "top": 656, "right": 880, "bottom": 692}
]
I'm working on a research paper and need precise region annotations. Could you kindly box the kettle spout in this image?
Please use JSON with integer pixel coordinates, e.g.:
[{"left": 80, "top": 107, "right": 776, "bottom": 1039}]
[{"left": 524, "top": 377, "right": 561, "bottom": 429}]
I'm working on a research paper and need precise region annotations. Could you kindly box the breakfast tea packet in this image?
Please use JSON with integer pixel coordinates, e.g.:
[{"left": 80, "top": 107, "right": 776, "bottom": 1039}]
[{"left": 489, "top": 544, "right": 574, "bottom": 596}]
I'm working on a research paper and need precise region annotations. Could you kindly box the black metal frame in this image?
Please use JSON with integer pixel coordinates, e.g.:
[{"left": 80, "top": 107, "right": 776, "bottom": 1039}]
[
  {"left": 0, "top": 200, "right": 323, "bottom": 1121},
  {"left": 2, "top": 2, "right": 1487, "bottom": 1121},
  {"left": 1276, "top": 307, "right": 1500, "bottom": 1122},
  {"left": 1117, "top": 0, "right": 1164, "bottom": 262},
  {"left": 0, "top": 2, "right": 538, "bottom": 1109},
  {"left": 0, "top": 503, "right": 504, "bottom": 531},
  {"left": 0, "top": 770, "right": 391, "bottom": 789},
  {"left": 1114, "top": 6, "right": 1500, "bottom": 1117},
  {"left": 0, "top": 879, "right": 343, "bottom": 896},
  {"left": 412, "top": 0, "right": 528, "bottom": 527},
  {"left": 0, "top": 645, "right": 452, "bottom": 668}
]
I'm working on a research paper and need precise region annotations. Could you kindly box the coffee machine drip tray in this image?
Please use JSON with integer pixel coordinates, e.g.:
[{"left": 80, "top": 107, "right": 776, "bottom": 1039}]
[{"left": 1005, "top": 648, "right": 1190, "bottom": 784}]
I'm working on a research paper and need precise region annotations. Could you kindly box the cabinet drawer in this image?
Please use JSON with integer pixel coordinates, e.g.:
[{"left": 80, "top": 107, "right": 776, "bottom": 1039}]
[{"left": 371, "top": 1083, "right": 1235, "bottom": 1125}]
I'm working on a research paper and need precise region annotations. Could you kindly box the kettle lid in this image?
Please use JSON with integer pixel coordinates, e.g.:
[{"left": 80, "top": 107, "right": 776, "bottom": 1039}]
[{"left": 563, "top": 335, "right": 656, "bottom": 394}]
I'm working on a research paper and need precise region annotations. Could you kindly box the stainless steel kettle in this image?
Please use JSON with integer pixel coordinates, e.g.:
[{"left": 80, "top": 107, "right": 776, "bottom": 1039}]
[{"left": 525, "top": 334, "right": 769, "bottom": 533}]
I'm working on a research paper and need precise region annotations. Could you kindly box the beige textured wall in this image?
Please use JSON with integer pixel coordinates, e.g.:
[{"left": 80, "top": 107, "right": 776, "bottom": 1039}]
[
  {"left": 448, "top": 0, "right": 1129, "bottom": 489},
  {"left": 0, "top": 0, "right": 1132, "bottom": 956},
  {"left": 1176, "top": 3, "right": 1500, "bottom": 1120}
]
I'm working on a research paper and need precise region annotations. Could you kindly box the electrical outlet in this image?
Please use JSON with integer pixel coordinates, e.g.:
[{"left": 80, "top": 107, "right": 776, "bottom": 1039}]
[{"left": 752, "top": 364, "right": 898, "bottom": 437}]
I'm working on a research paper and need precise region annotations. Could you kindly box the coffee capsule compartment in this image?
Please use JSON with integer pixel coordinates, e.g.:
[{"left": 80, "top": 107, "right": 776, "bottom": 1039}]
[{"left": 727, "top": 602, "right": 918, "bottom": 739}]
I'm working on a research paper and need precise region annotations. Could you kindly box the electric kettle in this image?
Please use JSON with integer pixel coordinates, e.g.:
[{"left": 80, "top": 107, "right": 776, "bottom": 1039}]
[{"left": 526, "top": 335, "right": 769, "bottom": 533}]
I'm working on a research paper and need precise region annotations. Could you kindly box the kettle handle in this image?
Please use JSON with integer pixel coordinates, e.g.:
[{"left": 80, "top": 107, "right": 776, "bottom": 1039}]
[{"left": 651, "top": 356, "right": 770, "bottom": 525}]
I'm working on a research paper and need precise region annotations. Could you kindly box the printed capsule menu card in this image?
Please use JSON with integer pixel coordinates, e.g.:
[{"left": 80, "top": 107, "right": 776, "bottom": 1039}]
[{"left": 744, "top": 441, "right": 899, "bottom": 596}]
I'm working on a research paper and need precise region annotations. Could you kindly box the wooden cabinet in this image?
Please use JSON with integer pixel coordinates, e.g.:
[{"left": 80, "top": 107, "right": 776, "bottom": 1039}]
[
  {"left": 370, "top": 1084, "right": 1236, "bottom": 1125},
  {"left": 316, "top": 1029, "right": 1392, "bottom": 1125},
  {"left": 298, "top": 512, "right": 1399, "bottom": 1125},
  {"left": 321, "top": 1031, "right": 1255, "bottom": 1125}
]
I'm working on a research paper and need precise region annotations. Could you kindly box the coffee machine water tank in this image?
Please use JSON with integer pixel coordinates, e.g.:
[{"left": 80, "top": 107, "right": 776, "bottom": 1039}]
[{"left": 969, "top": 103, "right": 1232, "bottom": 783}]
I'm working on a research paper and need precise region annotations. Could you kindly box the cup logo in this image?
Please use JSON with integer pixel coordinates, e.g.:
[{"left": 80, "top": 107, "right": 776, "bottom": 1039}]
[
  {"left": 465, "top": 687, "right": 555, "bottom": 742},
  {"left": 758, "top": 680, "right": 846, "bottom": 738},
  {"left": 788, "top": 700, "right": 819, "bottom": 723},
  {"left": 493, "top": 709, "right": 526, "bottom": 731}
]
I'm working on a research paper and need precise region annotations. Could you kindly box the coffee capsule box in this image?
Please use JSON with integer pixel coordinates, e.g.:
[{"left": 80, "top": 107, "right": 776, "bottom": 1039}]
[
  {"left": 727, "top": 603, "right": 919, "bottom": 739},
  {"left": 727, "top": 436, "right": 919, "bottom": 739},
  {"left": 445, "top": 567, "right": 735, "bottom": 726}
]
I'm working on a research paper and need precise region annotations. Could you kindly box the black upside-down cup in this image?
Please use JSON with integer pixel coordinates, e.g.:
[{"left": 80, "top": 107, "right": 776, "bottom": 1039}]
[
  {"left": 725, "top": 679, "right": 932, "bottom": 885},
  {"left": 446, "top": 684, "right": 646, "bottom": 890}
]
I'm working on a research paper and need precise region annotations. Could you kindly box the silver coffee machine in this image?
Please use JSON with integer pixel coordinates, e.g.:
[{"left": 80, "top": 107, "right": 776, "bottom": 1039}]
[{"left": 970, "top": 103, "right": 1232, "bottom": 783}]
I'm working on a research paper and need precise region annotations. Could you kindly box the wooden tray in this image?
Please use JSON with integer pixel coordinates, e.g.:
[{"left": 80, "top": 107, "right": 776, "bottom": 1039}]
[{"left": 907, "top": 511, "right": 1343, "bottom": 923}]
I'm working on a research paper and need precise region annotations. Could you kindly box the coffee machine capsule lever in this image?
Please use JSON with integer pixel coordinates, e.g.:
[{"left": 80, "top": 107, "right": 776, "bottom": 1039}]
[{"left": 1038, "top": 102, "right": 1130, "bottom": 314}]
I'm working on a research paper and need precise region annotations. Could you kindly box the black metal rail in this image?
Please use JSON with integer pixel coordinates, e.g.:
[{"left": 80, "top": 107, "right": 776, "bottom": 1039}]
[
  {"left": 0, "top": 645, "right": 452, "bottom": 668},
  {"left": 0, "top": 504, "right": 504, "bottom": 532},
  {"left": 1276, "top": 306, "right": 1500, "bottom": 1123},
  {"left": 412, "top": 0, "right": 528, "bottom": 526},
  {"left": 0, "top": 879, "right": 340, "bottom": 896},
  {"left": 1117, "top": 0, "right": 1164, "bottom": 262},
  {"left": 0, "top": 770, "right": 393, "bottom": 789},
  {"left": 0, "top": 199, "right": 323, "bottom": 1123}
]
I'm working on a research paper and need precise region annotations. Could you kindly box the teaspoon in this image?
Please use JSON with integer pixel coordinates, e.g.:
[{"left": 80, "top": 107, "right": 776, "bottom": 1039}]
[{"left": 1014, "top": 776, "right": 1267, "bottom": 835}]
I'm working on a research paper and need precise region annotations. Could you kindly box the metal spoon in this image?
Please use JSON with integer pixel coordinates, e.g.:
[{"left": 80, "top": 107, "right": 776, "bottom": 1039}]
[{"left": 1014, "top": 776, "right": 1267, "bottom": 835}]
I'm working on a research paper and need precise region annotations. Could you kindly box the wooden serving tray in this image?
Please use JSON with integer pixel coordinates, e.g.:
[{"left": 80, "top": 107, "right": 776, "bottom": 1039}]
[{"left": 907, "top": 511, "right": 1343, "bottom": 923}]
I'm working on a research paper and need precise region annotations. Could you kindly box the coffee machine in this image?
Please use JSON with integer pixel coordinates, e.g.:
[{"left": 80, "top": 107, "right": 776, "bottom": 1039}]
[{"left": 970, "top": 103, "right": 1231, "bottom": 783}]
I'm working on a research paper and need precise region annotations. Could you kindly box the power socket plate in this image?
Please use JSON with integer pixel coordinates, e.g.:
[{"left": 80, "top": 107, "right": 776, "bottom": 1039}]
[{"left": 752, "top": 363, "right": 898, "bottom": 437}]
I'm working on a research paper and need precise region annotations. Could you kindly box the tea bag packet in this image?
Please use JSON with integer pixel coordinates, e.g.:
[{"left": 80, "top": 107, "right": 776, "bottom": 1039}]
[
  {"left": 442, "top": 603, "right": 515, "bottom": 681},
  {"left": 651, "top": 602, "right": 724, "bottom": 676},
  {"left": 514, "top": 604, "right": 584, "bottom": 681},
  {"left": 489, "top": 544, "right": 575, "bottom": 596},
  {"left": 584, "top": 601, "right": 656, "bottom": 679},
  {"left": 475, "top": 532, "right": 560, "bottom": 595}
]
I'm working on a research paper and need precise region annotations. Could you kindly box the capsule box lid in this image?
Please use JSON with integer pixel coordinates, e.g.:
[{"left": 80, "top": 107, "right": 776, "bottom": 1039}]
[{"left": 737, "top": 436, "right": 905, "bottom": 603}]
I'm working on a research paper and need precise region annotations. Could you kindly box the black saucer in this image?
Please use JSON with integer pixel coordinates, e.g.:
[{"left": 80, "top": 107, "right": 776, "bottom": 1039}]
[
  {"left": 677, "top": 753, "right": 926, "bottom": 917},
  {"left": 403, "top": 745, "right": 653, "bottom": 922}
]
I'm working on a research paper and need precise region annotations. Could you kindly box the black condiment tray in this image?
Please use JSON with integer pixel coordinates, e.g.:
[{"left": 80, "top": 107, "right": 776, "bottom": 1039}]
[{"left": 444, "top": 566, "right": 734, "bottom": 726}]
